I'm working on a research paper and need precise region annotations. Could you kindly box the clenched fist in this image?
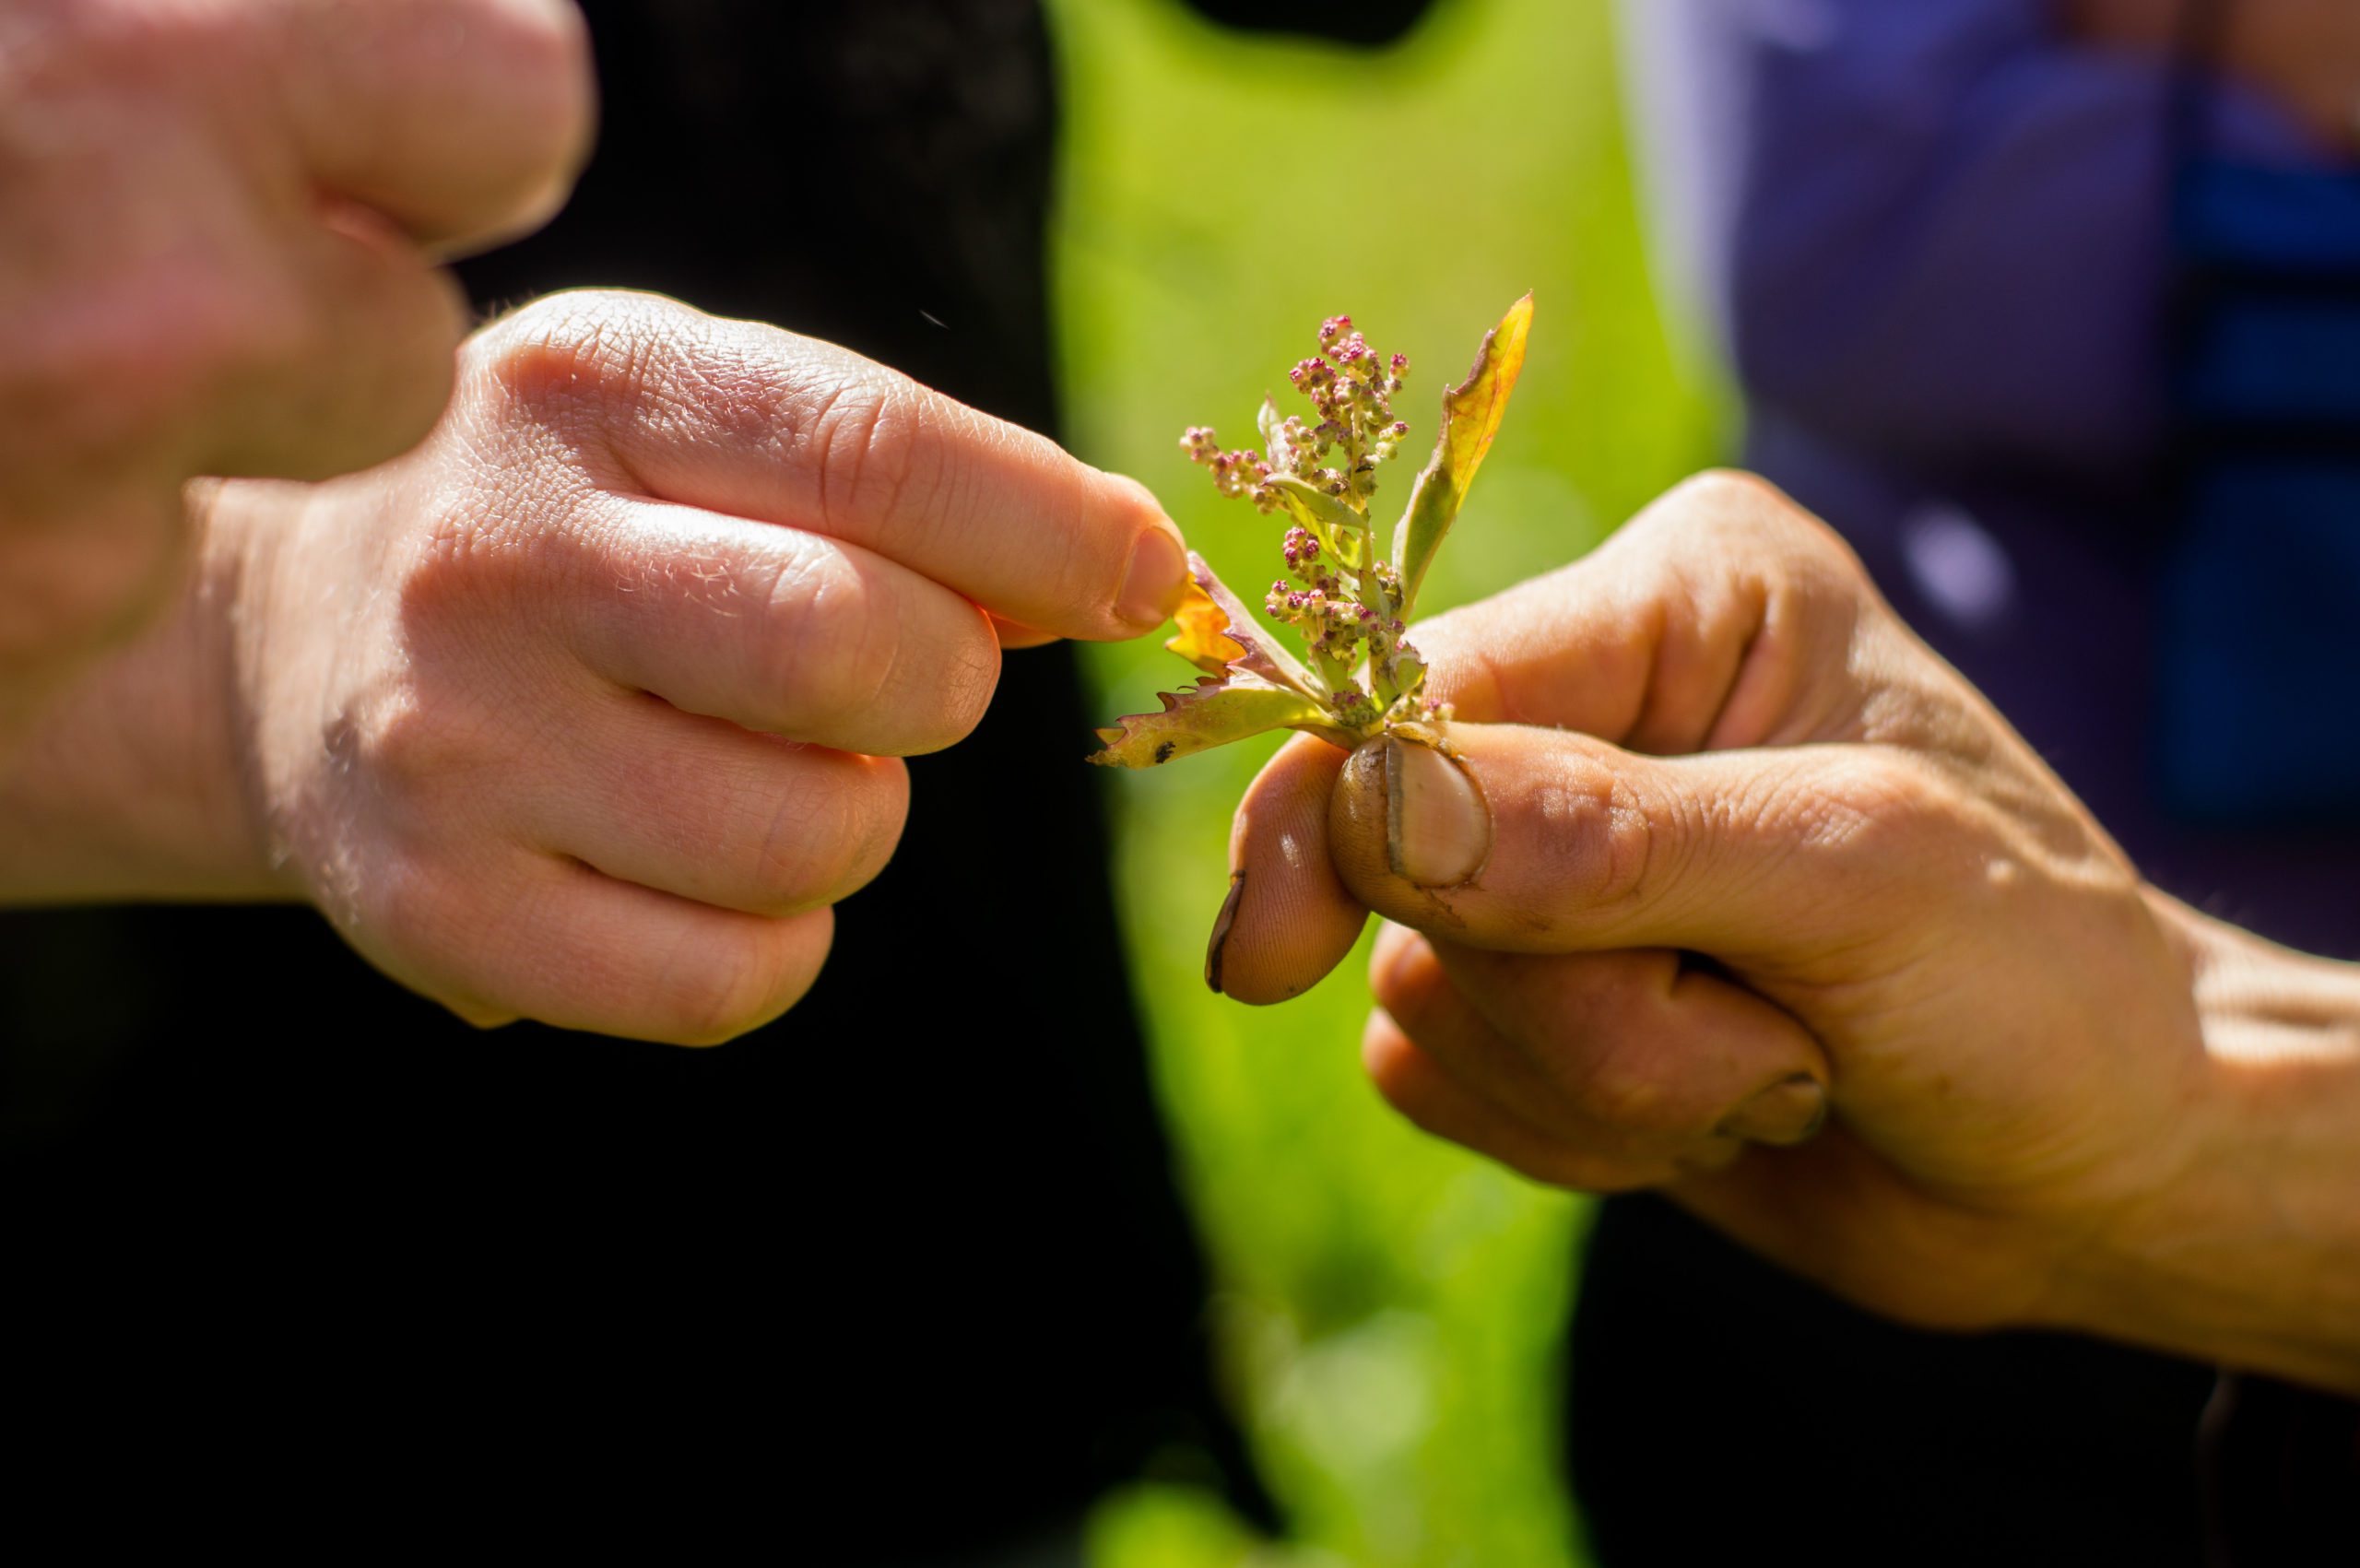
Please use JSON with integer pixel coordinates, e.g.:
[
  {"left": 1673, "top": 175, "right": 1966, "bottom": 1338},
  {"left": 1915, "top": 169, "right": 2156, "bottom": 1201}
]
[
  {"left": 1, "top": 291, "right": 1189, "bottom": 1043},
  {"left": 0, "top": 0, "right": 595, "bottom": 744}
]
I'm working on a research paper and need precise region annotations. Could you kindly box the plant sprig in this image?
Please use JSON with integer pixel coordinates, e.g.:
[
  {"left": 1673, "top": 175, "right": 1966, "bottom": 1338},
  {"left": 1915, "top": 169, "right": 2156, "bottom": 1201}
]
[{"left": 1092, "top": 294, "right": 1532, "bottom": 768}]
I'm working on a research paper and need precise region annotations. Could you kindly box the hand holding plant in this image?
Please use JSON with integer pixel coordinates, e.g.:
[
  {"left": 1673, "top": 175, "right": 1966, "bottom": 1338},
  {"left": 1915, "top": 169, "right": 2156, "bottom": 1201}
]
[{"left": 1092, "top": 295, "right": 1533, "bottom": 766}]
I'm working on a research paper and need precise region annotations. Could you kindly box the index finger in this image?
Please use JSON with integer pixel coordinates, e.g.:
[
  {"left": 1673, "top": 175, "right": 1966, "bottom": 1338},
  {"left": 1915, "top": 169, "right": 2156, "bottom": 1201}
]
[
  {"left": 1413, "top": 471, "right": 1875, "bottom": 756},
  {"left": 482, "top": 292, "right": 1191, "bottom": 643}
]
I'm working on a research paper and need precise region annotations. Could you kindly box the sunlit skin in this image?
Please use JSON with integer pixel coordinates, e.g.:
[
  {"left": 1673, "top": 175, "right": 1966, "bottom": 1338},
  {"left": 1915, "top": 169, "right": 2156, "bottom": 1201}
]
[
  {"left": 1219, "top": 472, "right": 2360, "bottom": 1395},
  {"left": 0, "top": 290, "right": 1188, "bottom": 1043},
  {"left": 0, "top": 0, "right": 596, "bottom": 749}
]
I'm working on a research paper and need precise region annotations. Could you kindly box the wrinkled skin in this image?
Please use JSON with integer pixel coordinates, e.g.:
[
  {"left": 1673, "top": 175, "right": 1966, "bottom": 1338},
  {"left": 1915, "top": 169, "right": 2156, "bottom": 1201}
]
[
  {"left": 2, "top": 290, "right": 1186, "bottom": 1043},
  {"left": 1222, "top": 472, "right": 2360, "bottom": 1392}
]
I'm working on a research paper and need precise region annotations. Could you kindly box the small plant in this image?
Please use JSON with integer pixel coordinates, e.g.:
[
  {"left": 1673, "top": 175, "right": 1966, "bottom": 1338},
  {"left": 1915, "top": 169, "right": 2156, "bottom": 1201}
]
[{"left": 1092, "top": 295, "right": 1532, "bottom": 767}]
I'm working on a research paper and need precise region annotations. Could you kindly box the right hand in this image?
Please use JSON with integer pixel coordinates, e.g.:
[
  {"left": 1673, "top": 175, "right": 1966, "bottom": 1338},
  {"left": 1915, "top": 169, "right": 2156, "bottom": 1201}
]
[
  {"left": 0, "top": 0, "right": 595, "bottom": 744},
  {"left": 193, "top": 290, "right": 1187, "bottom": 1043},
  {"left": 1212, "top": 473, "right": 2360, "bottom": 1390}
]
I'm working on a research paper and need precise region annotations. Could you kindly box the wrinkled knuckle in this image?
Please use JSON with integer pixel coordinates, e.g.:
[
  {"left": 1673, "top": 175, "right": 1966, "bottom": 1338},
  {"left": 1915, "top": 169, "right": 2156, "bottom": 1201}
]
[
  {"left": 1525, "top": 753, "right": 1663, "bottom": 925},
  {"left": 1779, "top": 751, "right": 1957, "bottom": 897},
  {"left": 926, "top": 615, "right": 1002, "bottom": 750},
  {"left": 474, "top": 290, "right": 672, "bottom": 425},
  {"left": 747, "top": 781, "right": 862, "bottom": 914},
  {"left": 813, "top": 371, "right": 926, "bottom": 531},
  {"left": 666, "top": 938, "right": 788, "bottom": 1047},
  {"left": 770, "top": 554, "right": 899, "bottom": 737}
]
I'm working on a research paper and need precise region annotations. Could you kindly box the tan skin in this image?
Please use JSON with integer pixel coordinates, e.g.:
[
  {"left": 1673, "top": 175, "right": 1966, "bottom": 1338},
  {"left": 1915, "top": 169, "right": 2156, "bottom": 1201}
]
[
  {"left": 0, "top": 289, "right": 1188, "bottom": 1043},
  {"left": 1220, "top": 473, "right": 2360, "bottom": 1395},
  {"left": 0, "top": 0, "right": 595, "bottom": 750}
]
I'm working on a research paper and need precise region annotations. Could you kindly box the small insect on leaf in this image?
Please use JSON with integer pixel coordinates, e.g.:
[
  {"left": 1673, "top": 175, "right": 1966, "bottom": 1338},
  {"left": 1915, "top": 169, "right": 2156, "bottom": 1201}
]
[{"left": 1090, "top": 675, "right": 1351, "bottom": 767}]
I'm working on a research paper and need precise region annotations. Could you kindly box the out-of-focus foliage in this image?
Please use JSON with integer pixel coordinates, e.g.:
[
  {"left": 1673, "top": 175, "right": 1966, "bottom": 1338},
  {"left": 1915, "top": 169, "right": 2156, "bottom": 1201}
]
[{"left": 1045, "top": 0, "right": 1723, "bottom": 1562}]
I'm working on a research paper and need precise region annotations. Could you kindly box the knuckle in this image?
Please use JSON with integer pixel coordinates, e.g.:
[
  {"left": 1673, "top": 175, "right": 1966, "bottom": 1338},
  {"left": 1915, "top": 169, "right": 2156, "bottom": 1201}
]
[
  {"left": 1564, "top": 1038, "right": 1682, "bottom": 1134},
  {"left": 747, "top": 765, "right": 903, "bottom": 913},
  {"left": 1520, "top": 750, "right": 1663, "bottom": 926},
  {"left": 811, "top": 371, "right": 926, "bottom": 532},
  {"left": 664, "top": 935, "right": 793, "bottom": 1047},
  {"left": 923, "top": 613, "right": 1001, "bottom": 750},
  {"left": 475, "top": 291, "right": 659, "bottom": 423},
  {"left": 768, "top": 550, "right": 902, "bottom": 737}
]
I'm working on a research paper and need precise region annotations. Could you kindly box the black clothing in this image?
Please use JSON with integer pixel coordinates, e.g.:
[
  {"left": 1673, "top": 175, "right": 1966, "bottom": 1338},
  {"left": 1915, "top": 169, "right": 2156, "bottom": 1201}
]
[{"left": 6, "top": 5, "right": 1258, "bottom": 1557}]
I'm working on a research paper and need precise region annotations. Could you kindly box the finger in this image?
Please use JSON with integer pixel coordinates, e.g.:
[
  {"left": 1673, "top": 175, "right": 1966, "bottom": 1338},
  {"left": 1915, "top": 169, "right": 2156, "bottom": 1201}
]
[
  {"left": 206, "top": 200, "right": 467, "bottom": 479},
  {"left": 476, "top": 292, "right": 1190, "bottom": 641},
  {"left": 526, "top": 693, "right": 908, "bottom": 917},
  {"left": 1325, "top": 722, "right": 1951, "bottom": 969},
  {"left": 1208, "top": 734, "right": 1366, "bottom": 1003},
  {"left": 1411, "top": 471, "right": 1879, "bottom": 753},
  {"left": 1362, "top": 1008, "right": 1679, "bottom": 1192},
  {"left": 396, "top": 858, "right": 834, "bottom": 1045},
  {"left": 1422, "top": 939, "right": 1832, "bottom": 1148},
  {"left": 554, "top": 494, "right": 1002, "bottom": 757},
  {"left": 273, "top": 0, "right": 596, "bottom": 254}
]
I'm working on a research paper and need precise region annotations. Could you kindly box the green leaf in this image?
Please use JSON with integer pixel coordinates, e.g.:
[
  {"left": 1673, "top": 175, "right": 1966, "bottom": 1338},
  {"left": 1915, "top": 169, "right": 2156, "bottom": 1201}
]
[
  {"left": 1090, "top": 674, "right": 1351, "bottom": 767},
  {"left": 1264, "top": 476, "right": 1368, "bottom": 570},
  {"left": 1181, "top": 551, "right": 1325, "bottom": 701},
  {"left": 1392, "top": 292, "right": 1533, "bottom": 615}
]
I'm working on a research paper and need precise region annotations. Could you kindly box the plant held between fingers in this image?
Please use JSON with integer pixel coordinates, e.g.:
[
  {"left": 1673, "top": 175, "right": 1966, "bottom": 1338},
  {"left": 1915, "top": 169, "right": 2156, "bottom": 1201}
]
[{"left": 1091, "top": 295, "right": 1534, "bottom": 767}]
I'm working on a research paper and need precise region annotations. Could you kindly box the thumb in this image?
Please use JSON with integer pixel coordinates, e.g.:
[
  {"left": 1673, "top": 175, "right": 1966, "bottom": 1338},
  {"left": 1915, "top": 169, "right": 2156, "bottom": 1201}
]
[{"left": 1326, "top": 722, "right": 1925, "bottom": 970}]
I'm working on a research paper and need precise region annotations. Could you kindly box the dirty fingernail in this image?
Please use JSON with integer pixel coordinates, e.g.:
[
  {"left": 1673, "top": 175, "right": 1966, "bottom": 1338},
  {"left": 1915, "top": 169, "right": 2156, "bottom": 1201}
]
[
  {"left": 1385, "top": 737, "right": 1491, "bottom": 888},
  {"left": 1717, "top": 1073, "right": 1829, "bottom": 1146},
  {"left": 1205, "top": 868, "right": 1246, "bottom": 994},
  {"left": 1118, "top": 526, "right": 1189, "bottom": 630}
]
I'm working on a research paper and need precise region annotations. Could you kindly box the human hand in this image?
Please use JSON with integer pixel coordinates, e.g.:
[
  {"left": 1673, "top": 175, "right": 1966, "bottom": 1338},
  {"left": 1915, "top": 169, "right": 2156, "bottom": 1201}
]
[
  {"left": 0, "top": 0, "right": 594, "bottom": 745},
  {"left": 1218, "top": 473, "right": 2360, "bottom": 1388},
  {"left": 136, "top": 290, "right": 1186, "bottom": 1043},
  {"left": 2068, "top": 0, "right": 2360, "bottom": 154}
]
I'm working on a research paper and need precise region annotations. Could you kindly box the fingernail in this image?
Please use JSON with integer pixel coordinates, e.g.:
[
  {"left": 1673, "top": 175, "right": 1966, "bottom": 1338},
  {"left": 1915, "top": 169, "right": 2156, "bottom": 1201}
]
[
  {"left": 1717, "top": 1073, "right": 1829, "bottom": 1146},
  {"left": 1385, "top": 737, "right": 1491, "bottom": 888},
  {"left": 1204, "top": 869, "right": 1246, "bottom": 994},
  {"left": 1118, "top": 527, "right": 1188, "bottom": 630}
]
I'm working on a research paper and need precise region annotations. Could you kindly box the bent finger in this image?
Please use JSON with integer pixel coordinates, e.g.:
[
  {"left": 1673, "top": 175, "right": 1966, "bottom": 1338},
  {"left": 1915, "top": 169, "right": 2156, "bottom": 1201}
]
[
  {"left": 1209, "top": 733, "right": 1365, "bottom": 1003},
  {"left": 405, "top": 860, "right": 834, "bottom": 1045},
  {"left": 1411, "top": 471, "right": 1882, "bottom": 753},
  {"left": 1362, "top": 1009, "right": 1685, "bottom": 1193},
  {"left": 557, "top": 493, "right": 1002, "bottom": 757},
  {"left": 1425, "top": 940, "right": 1832, "bottom": 1148},
  {"left": 478, "top": 293, "right": 1189, "bottom": 642},
  {"left": 527, "top": 695, "right": 908, "bottom": 917}
]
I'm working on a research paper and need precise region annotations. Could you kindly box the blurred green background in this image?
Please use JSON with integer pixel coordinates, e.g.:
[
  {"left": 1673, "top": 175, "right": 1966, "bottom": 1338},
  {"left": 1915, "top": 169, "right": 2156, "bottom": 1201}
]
[{"left": 1044, "top": 0, "right": 1725, "bottom": 1561}]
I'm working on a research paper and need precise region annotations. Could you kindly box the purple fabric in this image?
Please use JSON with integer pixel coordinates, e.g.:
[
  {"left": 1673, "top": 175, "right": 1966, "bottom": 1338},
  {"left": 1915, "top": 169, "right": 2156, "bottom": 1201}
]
[{"left": 1627, "top": 0, "right": 2360, "bottom": 959}]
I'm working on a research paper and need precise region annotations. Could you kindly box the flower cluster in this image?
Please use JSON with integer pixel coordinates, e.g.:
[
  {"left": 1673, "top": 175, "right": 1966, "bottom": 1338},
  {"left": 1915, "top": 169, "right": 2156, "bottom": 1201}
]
[
  {"left": 1181, "top": 316, "right": 1411, "bottom": 515},
  {"left": 1090, "top": 294, "right": 1529, "bottom": 772}
]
